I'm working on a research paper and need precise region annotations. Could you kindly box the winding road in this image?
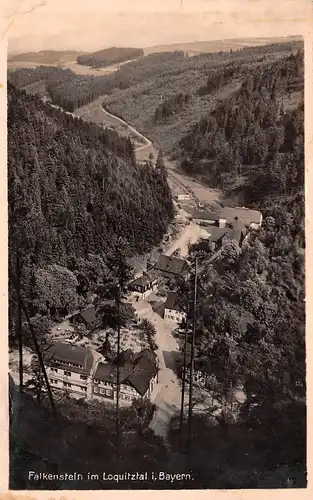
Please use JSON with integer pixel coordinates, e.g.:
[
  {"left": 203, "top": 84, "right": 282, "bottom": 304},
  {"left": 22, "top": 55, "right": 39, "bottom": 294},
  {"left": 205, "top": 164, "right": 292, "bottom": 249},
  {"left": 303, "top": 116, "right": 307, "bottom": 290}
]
[
  {"left": 101, "top": 106, "right": 153, "bottom": 152},
  {"left": 73, "top": 96, "right": 220, "bottom": 205},
  {"left": 72, "top": 96, "right": 222, "bottom": 440}
]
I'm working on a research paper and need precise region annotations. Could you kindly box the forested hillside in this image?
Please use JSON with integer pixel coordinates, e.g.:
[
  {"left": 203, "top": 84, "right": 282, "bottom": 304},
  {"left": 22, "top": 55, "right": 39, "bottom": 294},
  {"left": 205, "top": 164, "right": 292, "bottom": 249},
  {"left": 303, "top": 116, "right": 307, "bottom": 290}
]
[
  {"left": 77, "top": 47, "right": 144, "bottom": 68},
  {"left": 8, "top": 83, "right": 173, "bottom": 327},
  {"left": 178, "top": 50, "right": 304, "bottom": 205},
  {"left": 9, "top": 44, "right": 301, "bottom": 117},
  {"left": 8, "top": 66, "right": 115, "bottom": 110},
  {"left": 104, "top": 41, "right": 302, "bottom": 152},
  {"left": 167, "top": 46, "right": 305, "bottom": 488},
  {"left": 170, "top": 188, "right": 305, "bottom": 486},
  {"left": 8, "top": 39, "right": 305, "bottom": 488},
  {"left": 8, "top": 51, "right": 187, "bottom": 112}
]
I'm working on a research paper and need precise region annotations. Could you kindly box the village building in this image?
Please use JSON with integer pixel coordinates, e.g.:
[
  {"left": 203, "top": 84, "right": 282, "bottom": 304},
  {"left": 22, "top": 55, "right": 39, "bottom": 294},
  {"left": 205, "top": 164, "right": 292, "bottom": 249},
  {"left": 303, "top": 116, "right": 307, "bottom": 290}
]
[
  {"left": 205, "top": 223, "right": 247, "bottom": 250},
  {"left": 129, "top": 270, "right": 159, "bottom": 300},
  {"left": 175, "top": 193, "right": 191, "bottom": 201},
  {"left": 44, "top": 342, "right": 158, "bottom": 406},
  {"left": 219, "top": 206, "right": 263, "bottom": 230},
  {"left": 44, "top": 342, "right": 102, "bottom": 398},
  {"left": 190, "top": 210, "right": 219, "bottom": 226},
  {"left": 70, "top": 305, "right": 99, "bottom": 330},
  {"left": 191, "top": 206, "right": 262, "bottom": 231},
  {"left": 92, "top": 348, "right": 158, "bottom": 405},
  {"left": 163, "top": 291, "right": 187, "bottom": 326},
  {"left": 70, "top": 301, "right": 115, "bottom": 330},
  {"left": 153, "top": 254, "right": 188, "bottom": 280}
]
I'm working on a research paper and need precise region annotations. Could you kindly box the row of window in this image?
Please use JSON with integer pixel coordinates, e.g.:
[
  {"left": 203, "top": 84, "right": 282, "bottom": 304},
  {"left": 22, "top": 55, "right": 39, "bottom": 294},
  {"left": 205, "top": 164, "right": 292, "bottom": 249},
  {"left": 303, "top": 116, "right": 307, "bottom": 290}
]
[
  {"left": 92, "top": 388, "right": 132, "bottom": 401},
  {"left": 94, "top": 379, "right": 112, "bottom": 386},
  {"left": 93, "top": 380, "right": 135, "bottom": 392},
  {"left": 49, "top": 371, "right": 153, "bottom": 392},
  {"left": 94, "top": 387, "right": 113, "bottom": 397},
  {"left": 50, "top": 367, "right": 87, "bottom": 380},
  {"left": 54, "top": 360, "right": 84, "bottom": 369},
  {"left": 120, "top": 394, "right": 132, "bottom": 401},
  {"left": 166, "top": 314, "right": 179, "bottom": 321},
  {"left": 133, "top": 282, "right": 157, "bottom": 293},
  {"left": 50, "top": 379, "right": 87, "bottom": 392}
]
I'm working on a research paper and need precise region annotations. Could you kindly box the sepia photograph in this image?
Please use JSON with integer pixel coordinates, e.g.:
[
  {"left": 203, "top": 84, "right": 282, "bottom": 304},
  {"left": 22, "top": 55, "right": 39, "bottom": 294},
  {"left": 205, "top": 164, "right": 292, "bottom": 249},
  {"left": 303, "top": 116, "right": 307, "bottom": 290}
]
[{"left": 3, "top": 0, "right": 309, "bottom": 492}]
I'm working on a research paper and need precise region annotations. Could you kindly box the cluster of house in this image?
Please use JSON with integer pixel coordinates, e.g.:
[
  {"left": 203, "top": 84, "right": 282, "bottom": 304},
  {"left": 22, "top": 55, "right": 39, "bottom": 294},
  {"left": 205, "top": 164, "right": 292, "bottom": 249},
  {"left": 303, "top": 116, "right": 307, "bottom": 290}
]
[
  {"left": 190, "top": 206, "right": 263, "bottom": 250},
  {"left": 129, "top": 205, "right": 263, "bottom": 326},
  {"left": 129, "top": 253, "right": 189, "bottom": 326},
  {"left": 47, "top": 204, "right": 262, "bottom": 402},
  {"left": 44, "top": 342, "right": 158, "bottom": 405}
]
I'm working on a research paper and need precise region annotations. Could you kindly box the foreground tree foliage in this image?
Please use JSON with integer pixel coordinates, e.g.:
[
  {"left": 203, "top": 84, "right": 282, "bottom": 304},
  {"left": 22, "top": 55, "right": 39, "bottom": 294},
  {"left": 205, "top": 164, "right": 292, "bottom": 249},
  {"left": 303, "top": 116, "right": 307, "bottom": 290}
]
[
  {"left": 138, "top": 319, "right": 158, "bottom": 351},
  {"left": 10, "top": 386, "right": 168, "bottom": 490}
]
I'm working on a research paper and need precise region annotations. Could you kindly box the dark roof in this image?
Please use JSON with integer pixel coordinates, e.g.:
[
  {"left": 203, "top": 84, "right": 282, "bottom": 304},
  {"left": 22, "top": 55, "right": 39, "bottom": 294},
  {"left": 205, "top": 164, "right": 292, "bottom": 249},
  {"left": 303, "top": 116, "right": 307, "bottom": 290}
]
[
  {"left": 154, "top": 254, "right": 187, "bottom": 276},
  {"left": 130, "top": 270, "right": 159, "bottom": 288},
  {"left": 127, "top": 350, "right": 158, "bottom": 396},
  {"left": 224, "top": 228, "right": 243, "bottom": 244},
  {"left": 133, "top": 349, "right": 157, "bottom": 367},
  {"left": 192, "top": 210, "right": 218, "bottom": 221},
  {"left": 94, "top": 362, "right": 132, "bottom": 384},
  {"left": 115, "top": 348, "right": 134, "bottom": 365},
  {"left": 94, "top": 349, "right": 158, "bottom": 396},
  {"left": 206, "top": 226, "right": 229, "bottom": 242},
  {"left": 73, "top": 302, "right": 114, "bottom": 325},
  {"left": 45, "top": 342, "right": 95, "bottom": 375},
  {"left": 151, "top": 300, "right": 165, "bottom": 315},
  {"left": 227, "top": 217, "right": 247, "bottom": 232},
  {"left": 206, "top": 225, "right": 244, "bottom": 244},
  {"left": 78, "top": 305, "right": 97, "bottom": 325},
  {"left": 164, "top": 291, "right": 183, "bottom": 312},
  {"left": 220, "top": 206, "right": 262, "bottom": 225}
]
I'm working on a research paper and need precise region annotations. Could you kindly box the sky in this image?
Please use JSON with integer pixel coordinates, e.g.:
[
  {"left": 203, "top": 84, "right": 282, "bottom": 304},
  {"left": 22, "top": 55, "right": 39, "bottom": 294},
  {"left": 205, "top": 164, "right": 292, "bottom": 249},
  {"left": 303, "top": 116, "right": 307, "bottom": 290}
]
[{"left": 0, "top": 0, "right": 311, "bottom": 54}]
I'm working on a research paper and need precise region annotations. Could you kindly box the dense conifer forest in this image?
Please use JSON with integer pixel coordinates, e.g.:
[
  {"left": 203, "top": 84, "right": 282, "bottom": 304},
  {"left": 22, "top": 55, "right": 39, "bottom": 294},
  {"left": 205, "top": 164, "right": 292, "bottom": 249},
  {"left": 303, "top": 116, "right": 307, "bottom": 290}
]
[
  {"left": 170, "top": 187, "right": 305, "bottom": 486},
  {"left": 76, "top": 47, "right": 144, "bottom": 68},
  {"left": 8, "top": 51, "right": 187, "bottom": 112},
  {"left": 8, "top": 83, "right": 173, "bottom": 329},
  {"left": 168, "top": 46, "right": 305, "bottom": 487},
  {"left": 178, "top": 50, "right": 304, "bottom": 204}
]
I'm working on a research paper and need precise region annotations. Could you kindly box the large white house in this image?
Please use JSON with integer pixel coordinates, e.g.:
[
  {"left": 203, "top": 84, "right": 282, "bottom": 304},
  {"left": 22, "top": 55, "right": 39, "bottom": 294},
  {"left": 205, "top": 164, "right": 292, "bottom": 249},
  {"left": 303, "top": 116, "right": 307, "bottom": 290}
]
[
  {"left": 44, "top": 342, "right": 102, "bottom": 398},
  {"left": 92, "top": 349, "right": 158, "bottom": 406},
  {"left": 129, "top": 270, "right": 159, "bottom": 300},
  {"left": 164, "top": 291, "right": 187, "bottom": 326},
  {"left": 219, "top": 207, "right": 263, "bottom": 230},
  {"left": 191, "top": 206, "right": 262, "bottom": 230},
  {"left": 44, "top": 343, "right": 158, "bottom": 406}
]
